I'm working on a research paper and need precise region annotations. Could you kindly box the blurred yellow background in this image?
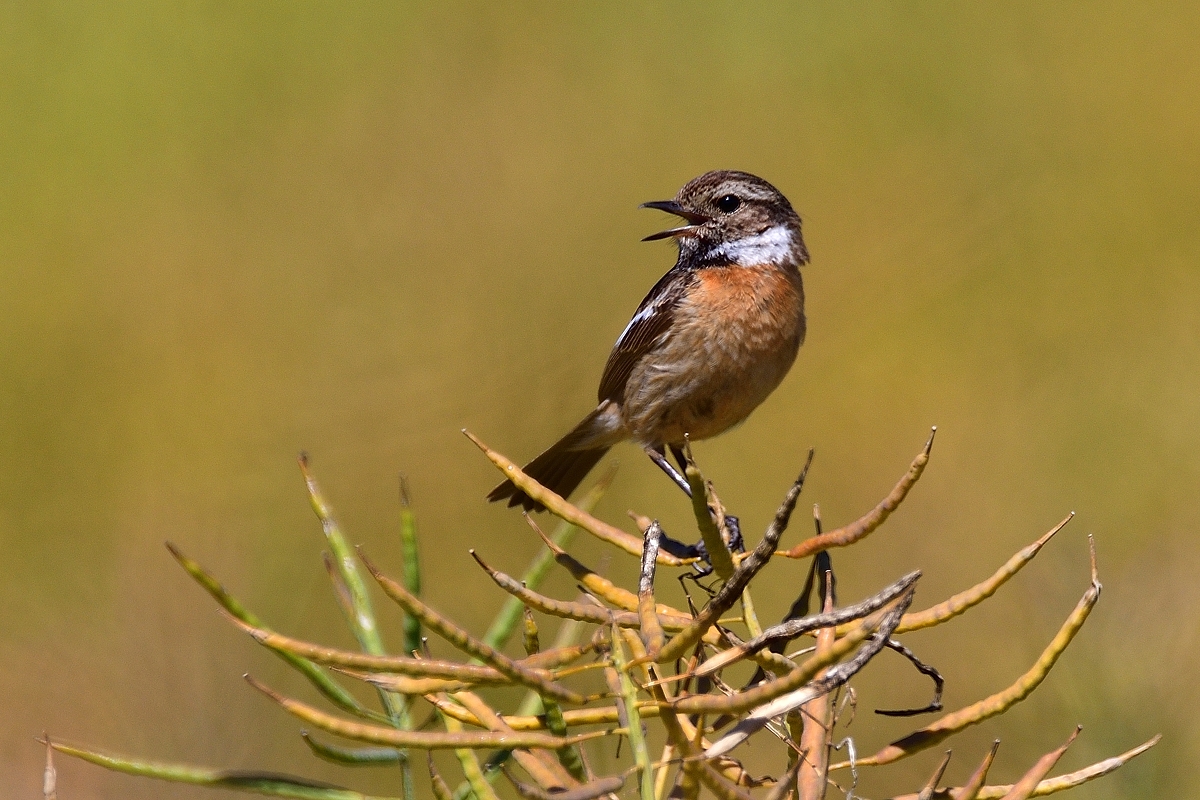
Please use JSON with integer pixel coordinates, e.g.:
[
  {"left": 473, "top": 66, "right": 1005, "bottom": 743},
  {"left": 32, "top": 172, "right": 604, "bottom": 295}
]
[{"left": 2, "top": 3, "right": 1197, "bottom": 798}]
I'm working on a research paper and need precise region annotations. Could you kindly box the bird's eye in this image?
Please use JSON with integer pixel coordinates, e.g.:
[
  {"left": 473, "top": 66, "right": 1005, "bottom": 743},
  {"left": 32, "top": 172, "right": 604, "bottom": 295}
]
[{"left": 716, "top": 194, "right": 742, "bottom": 213}]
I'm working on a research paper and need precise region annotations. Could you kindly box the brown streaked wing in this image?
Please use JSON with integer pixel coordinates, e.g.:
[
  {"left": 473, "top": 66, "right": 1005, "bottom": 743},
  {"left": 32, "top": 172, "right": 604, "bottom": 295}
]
[{"left": 597, "top": 268, "right": 694, "bottom": 404}]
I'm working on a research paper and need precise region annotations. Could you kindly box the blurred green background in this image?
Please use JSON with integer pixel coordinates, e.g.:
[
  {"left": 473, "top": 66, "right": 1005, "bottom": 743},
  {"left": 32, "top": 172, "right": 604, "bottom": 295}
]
[{"left": 2, "top": 3, "right": 1197, "bottom": 798}]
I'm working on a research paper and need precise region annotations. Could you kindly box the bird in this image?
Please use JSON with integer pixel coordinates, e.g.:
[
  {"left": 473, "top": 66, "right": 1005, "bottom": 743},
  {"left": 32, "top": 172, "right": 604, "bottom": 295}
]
[{"left": 488, "top": 170, "right": 809, "bottom": 512}]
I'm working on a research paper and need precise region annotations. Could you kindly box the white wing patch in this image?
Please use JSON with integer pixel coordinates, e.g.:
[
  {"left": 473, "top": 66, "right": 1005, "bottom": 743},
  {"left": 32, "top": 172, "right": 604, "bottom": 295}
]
[
  {"left": 614, "top": 298, "right": 664, "bottom": 350},
  {"left": 712, "top": 224, "right": 795, "bottom": 266}
]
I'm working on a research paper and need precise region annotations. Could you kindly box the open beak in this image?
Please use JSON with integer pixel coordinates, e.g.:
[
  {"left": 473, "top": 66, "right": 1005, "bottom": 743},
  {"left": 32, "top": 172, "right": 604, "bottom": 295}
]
[{"left": 640, "top": 200, "right": 713, "bottom": 241}]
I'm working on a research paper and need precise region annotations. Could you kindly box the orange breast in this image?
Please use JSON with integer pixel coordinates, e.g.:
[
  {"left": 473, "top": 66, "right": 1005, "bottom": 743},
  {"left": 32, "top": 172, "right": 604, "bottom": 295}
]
[
  {"left": 619, "top": 263, "right": 806, "bottom": 446},
  {"left": 690, "top": 265, "right": 806, "bottom": 344}
]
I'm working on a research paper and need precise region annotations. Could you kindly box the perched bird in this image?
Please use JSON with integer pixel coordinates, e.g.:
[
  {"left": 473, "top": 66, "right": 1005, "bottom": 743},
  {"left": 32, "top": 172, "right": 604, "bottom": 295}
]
[{"left": 488, "top": 170, "right": 809, "bottom": 512}]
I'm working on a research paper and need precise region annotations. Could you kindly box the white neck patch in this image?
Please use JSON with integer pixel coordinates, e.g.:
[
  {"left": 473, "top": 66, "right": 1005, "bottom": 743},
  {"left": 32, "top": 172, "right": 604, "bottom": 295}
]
[{"left": 710, "top": 224, "right": 796, "bottom": 266}]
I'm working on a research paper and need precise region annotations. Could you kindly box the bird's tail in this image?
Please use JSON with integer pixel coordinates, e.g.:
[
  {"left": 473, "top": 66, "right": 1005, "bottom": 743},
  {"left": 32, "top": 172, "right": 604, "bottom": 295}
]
[{"left": 487, "top": 408, "right": 614, "bottom": 512}]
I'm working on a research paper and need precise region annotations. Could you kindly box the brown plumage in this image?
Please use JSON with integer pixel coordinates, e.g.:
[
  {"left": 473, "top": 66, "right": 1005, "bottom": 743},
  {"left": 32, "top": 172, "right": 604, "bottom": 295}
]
[{"left": 488, "top": 170, "right": 809, "bottom": 511}]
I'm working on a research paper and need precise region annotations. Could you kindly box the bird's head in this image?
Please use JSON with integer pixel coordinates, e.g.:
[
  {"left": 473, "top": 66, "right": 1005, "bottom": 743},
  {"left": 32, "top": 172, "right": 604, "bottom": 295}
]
[{"left": 642, "top": 170, "right": 809, "bottom": 267}]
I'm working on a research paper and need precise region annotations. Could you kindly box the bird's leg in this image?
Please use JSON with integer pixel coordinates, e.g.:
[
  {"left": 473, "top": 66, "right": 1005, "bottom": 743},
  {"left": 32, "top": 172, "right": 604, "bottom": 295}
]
[
  {"left": 652, "top": 443, "right": 744, "bottom": 582},
  {"left": 723, "top": 515, "right": 744, "bottom": 553},
  {"left": 645, "top": 445, "right": 692, "bottom": 497},
  {"left": 646, "top": 443, "right": 743, "bottom": 572},
  {"left": 670, "top": 443, "right": 746, "bottom": 555},
  {"left": 669, "top": 444, "right": 689, "bottom": 475},
  {"left": 643, "top": 446, "right": 709, "bottom": 562}
]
